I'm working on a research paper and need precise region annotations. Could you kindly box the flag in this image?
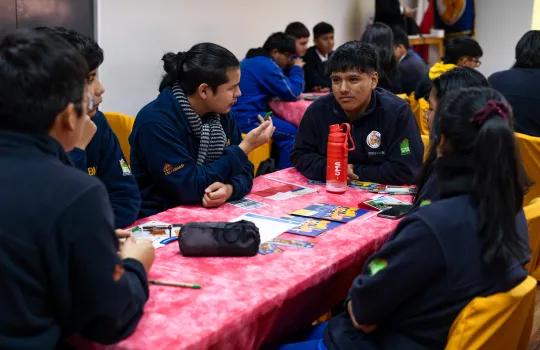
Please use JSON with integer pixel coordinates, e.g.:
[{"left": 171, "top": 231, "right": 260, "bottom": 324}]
[{"left": 435, "top": 0, "right": 476, "bottom": 36}]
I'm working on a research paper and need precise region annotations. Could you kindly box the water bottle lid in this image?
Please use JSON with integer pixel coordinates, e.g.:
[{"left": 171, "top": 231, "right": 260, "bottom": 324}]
[{"left": 329, "top": 124, "right": 342, "bottom": 133}]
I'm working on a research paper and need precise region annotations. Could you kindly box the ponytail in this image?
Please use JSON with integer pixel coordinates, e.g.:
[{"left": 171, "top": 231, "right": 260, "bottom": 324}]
[
  {"left": 436, "top": 88, "right": 530, "bottom": 264},
  {"left": 157, "top": 43, "right": 239, "bottom": 95}
]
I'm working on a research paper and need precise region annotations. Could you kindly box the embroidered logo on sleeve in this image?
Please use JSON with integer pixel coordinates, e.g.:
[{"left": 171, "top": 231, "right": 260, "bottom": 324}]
[
  {"left": 368, "top": 258, "right": 388, "bottom": 276},
  {"left": 119, "top": 159, "right": 132, "bottom": 176},
  {"left": 163, "top": 163, "right": 184, "bottom": 175},
  {"left": 420, "top": 199, "right": 432, "bottom": 207},
  {"left": 87, "top": 166, "right": 97, "bottom": 176},
  {"left": 366, "top": 131, "right": 381, "bottom": 149},
  {"left": 400, "top": 138, "right": 411, "bottom": 155}
]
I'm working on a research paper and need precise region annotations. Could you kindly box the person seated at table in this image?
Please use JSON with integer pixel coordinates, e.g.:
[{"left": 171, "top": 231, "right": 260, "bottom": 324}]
[
  {"left": 130, "top": 43, "right": 274, "bottom": 217},
  {"left": 35, "top": 26, "right": 141, "bottom": 229},
  {"left": 414, "top": 67, "right": 489, "bottom": 206},
  {"left": 415, "top": 36, "right": 483, "bottom": 100},
  {"left": 292, "top": 41, "right": 423, "bottom": 185},
  {"left": 489, "top": 30, "right": 540, "bottom": 136},
  {"left": 0, "top": 29, "right": 155, "bottom": 348},
  {"left": 361, "top": 22, "right": 402, "bottom": 94},
  {"left": 232, "top": 32, "right": 303, "bottom": 170},
  {"left": 285, "top": 21, "right": 310, "bottom": 58},
  {"left": 281, "top": 87, "right": 530, "bottom": 350},
  {"left": 303, "top": 22, "right": 335, "bottom": 93},
  {"left": 392, "top": 26, "right": 427, "bottom": 95}
]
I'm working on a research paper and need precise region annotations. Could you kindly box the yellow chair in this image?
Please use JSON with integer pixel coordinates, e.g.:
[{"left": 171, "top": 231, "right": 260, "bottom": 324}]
[
  {"left": 525, "top": 198, "right": 540, "bottom": 279},
  {"left": 409, "top": 93, "right": 430, "bottom": 136},
  {"left": 103, "top": 111, "right": 135, "bottom": 165},
  {"left": 515, "top": 132, "right": 540, "bottom": 205},
  {"left": 445, "top": 275, "right": 536, "bottom": 350},
  {"left": 242, "top": 134, "right": 272, "bottom": 175},
  {"left": 420, "top": 134, "right": 430, "bottom": 161}
]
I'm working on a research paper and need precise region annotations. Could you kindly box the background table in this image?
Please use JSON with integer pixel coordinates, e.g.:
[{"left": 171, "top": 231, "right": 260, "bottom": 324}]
[
  {"left": 269, "top": 93, "right": 326, "bottom": 127},
  {"left": 107, "top": 168, "right": 408, "bottom": 350}
]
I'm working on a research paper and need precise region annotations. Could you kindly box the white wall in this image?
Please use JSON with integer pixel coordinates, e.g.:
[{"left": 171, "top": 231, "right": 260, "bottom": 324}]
[
  {"left": 475, "top": 0, "right": 534, "bottom": 77},
  {"left": 96, "top": 0, "right": 364, "bottom": 116}
]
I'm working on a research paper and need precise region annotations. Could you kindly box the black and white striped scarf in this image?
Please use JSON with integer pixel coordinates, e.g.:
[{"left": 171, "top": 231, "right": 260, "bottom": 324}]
[{"left": 171, "top": 83, "right": 227, "bottom": 165}]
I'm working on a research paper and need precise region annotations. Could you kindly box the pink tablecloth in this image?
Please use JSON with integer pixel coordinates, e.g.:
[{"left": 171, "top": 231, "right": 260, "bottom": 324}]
[
  {"left": 108, "top": 168, "right": 408, "bottom": 350},
  {"left": 269, "top": 94, "right": 327, "bottom": 127}
]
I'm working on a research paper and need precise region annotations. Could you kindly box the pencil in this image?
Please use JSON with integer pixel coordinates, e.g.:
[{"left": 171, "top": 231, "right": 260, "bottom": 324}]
[{"left": 149, "top": 279, "right": 201, "bottom": 289}]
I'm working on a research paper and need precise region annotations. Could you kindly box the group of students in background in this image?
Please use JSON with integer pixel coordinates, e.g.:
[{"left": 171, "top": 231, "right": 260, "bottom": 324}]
[{"left": 0, "top": 15, "right": 540, "bottom": 349}]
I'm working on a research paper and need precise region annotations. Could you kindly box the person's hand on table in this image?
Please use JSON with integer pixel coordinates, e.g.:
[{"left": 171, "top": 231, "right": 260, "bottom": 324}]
[
  {"left": 347, "top": 300, "right": 377, "bottom": 333},
  {"left": 348, "top": 164, "right": 359, "bottom": 180},
  {"left": 403, "top": 6, "right": 415, "bottom": 18},
  {"left": 239, "top": 116, "right": 275, "bottom": 154},
  {"left": 293, "top": 57, "right": 305, "bottom": 68},
  {"left": 202, "top": 182, "right": 234, "bottom": 208},
  {"left": 120, "top": 237, "right": 155, "bottom": 273}
]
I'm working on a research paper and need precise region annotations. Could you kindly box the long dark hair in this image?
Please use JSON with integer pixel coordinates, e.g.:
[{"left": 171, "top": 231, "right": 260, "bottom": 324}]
[
  {"left": 514, "top": 30, "right": 540, "bottom": 68},
  {"left": 360, "top": 22, "right": 400, "bottom": 92},
  {"left": 415, "top": 68, "right": 489, "bottom": 200},
  {"left": 436, "top": 87, "right": 529, "bottom": 263},
  {"left": 159, "top": 42, "right": 239, "bottom": 94}
]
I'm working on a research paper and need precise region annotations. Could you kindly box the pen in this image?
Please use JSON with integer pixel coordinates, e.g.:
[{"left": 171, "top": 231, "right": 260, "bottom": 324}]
[
  {"left": 263, "top": 111, "right": 272, "bottom": 120},
  {"left": 149, "top": 279, "right": 201, "bottom": 289}
]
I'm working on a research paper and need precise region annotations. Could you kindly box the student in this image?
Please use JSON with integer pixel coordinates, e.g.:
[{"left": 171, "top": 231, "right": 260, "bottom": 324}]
[
  {"left": 489, "top": 30, "right": 540, "bottom": 136},
  {"left": 361, "top": 22, "right": 402, "bottom": 93},
  {"left": 292, "top": 41, "right": 423, "bottom": 185},
  {"left": 281, "top": 87, "right": 530, "bottom": 350},
  {"left": 0, "top": 30, "right": 154, "bottom": 348},
  {"left": 415, "top": 37, "right": 483, "bottom": 99},
  {"left": 374, "top": 0, "right": 418, "bottom": 34},
  {"left": 392, "top": 26, "right": 427, "bottom": 95},
  {"left": 303, "top": 22, "right": 335, "bottom": 92},
  {"left": 131, "top": 43, "right": 274, "bottom": 217},
  {"left": 415, "top": 67, "right": 489, "bottom": 205},
  {"left": 232, "top": 32, "right": 303, "bottom": 169},
  {"left": 36, "top": 26, "right": 141, "bottom": 229},
  {"left": 285, "top": 21, "right": 310, "bottom": 57}
]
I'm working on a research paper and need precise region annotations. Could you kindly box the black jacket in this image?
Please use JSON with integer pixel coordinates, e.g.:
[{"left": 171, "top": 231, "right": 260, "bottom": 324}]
[
  {"left": 292, "top": 88, "right": 423, "bottom": 185},
  {"left": 0, "top": 131, "right": 148, "bottom": 349},
  {"left": 303, "top": 46, "right": 332, "bottom": 92},
  {"left": 489, "top": 68, "right": 540, "bottom": 136}
]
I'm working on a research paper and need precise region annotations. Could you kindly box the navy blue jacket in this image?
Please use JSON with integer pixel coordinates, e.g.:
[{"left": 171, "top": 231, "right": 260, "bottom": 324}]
[
  {"left": 292, "top": 89, "right": 423, "bottom": 185},
  {"left": 231, "top": 54, "right": 304, "bottom": 132},
  {"left": 489, "top": 68, "right": 540, "bottom": 137},
  {"left": 303, "top": 46, "right": 332, "bottom": 92},
  {"left": 325, "top": 194, "right": 529, "bottom": 350},
  {"left": 0, "top": 131, "right": 148, "bottom": 349},
  {"left": 130, "top": 88, "right": 254, "bottom": 217},
  {"left": 398, "top": 50, "right": 427, "bottom": 95},
  {"left": 68, "top": 111, "right": 140, "bottom": 228}
]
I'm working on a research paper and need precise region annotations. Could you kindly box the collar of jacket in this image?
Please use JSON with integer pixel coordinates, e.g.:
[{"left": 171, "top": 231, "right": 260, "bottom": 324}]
[{"left": 0, "top": 130, "right": 73, "bottom": 166}]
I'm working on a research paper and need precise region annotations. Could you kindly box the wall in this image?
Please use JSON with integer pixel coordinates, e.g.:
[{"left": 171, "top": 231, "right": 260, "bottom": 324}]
[
  {"left": 96, "top": 0, "right": 364, "bottom": 115},
  {"left": 533, "top": 0, "right": 540, "bottom": 29},
  {"left": 475, "top": 0, "right": 534, "bottom": 77}
]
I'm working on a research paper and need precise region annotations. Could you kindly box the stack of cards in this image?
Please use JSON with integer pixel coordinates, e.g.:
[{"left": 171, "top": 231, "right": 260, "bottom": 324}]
[
  {"left": 259, "top": 238, "right": 315, "bottom": 255},
  {"left": 252, "top": 180, "right": 316, "bottom": 201},
  {"left": 281, "top": 215, "right": 342, "bottom": 237},
  {"left": 360, "top": 195, "right": 409, "bottom": 211},
  {"left": 348, "top": 180, "right": 415, "bottom": 195},
  {"left": 290, "top": 203, "right": 369, "bottom": 223}
]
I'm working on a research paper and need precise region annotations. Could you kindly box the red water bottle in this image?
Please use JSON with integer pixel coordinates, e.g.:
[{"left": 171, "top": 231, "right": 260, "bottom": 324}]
[{"left": 326, "top": 123, "right": 355, "bottom": 193}]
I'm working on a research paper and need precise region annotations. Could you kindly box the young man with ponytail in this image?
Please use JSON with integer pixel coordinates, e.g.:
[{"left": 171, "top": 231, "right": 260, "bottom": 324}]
[
  {"left": 130, "top": 43, "right": 274, "bottom": 217},
  {"left": 281, "top": 87, "right": 530, "bottom": 349}
]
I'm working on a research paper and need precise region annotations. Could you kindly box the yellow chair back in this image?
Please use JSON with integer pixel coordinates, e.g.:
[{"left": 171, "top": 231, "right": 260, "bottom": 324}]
[
  {"left": 445, "top": 276, "right": 536, "bottom": 350},
  {"left": 420, "top": 134, "right": 430, "bottom": 161},
  {"left": 409, "top": 93, "right": 430, "bottom": 136},
  {"left": 525, "top": 198, "right": 540, "bottom": 279},
  {"left": 515, "top": 132, "right": 540, "bottom": 205},
  {"left": 242, "top": 134, "right": 272, "bottom": 175},
  {"left": 103, "top": 112, "right": 135, "bottom": 165}
]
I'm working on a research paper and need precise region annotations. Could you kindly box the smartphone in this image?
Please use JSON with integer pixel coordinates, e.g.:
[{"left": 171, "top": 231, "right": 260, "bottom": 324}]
[{"left": 377, "top": 205, "right": 413, "bottom": 219}]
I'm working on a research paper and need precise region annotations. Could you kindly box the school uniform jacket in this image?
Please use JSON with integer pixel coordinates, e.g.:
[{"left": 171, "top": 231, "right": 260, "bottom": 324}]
[
  {"left": 231, "top": 54, "right": 304, "bottom": 132},
  {"left": 303, "top": 46, "right": 332, "bottom": 92},
  {"left": 68, "top": 111, "right": 141, "bottom": 228},
  {"left": 325, "top": 193, "right": 529, "bottom": 350},
  {"left": 292, "top": 88, "right": 423, "bottom": 185},
  {"left": 130, "top": 87, "right": 254, "bottom": 217},
  {"left": 0, "top": 131, "right": 148, "bottom": 349}
]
